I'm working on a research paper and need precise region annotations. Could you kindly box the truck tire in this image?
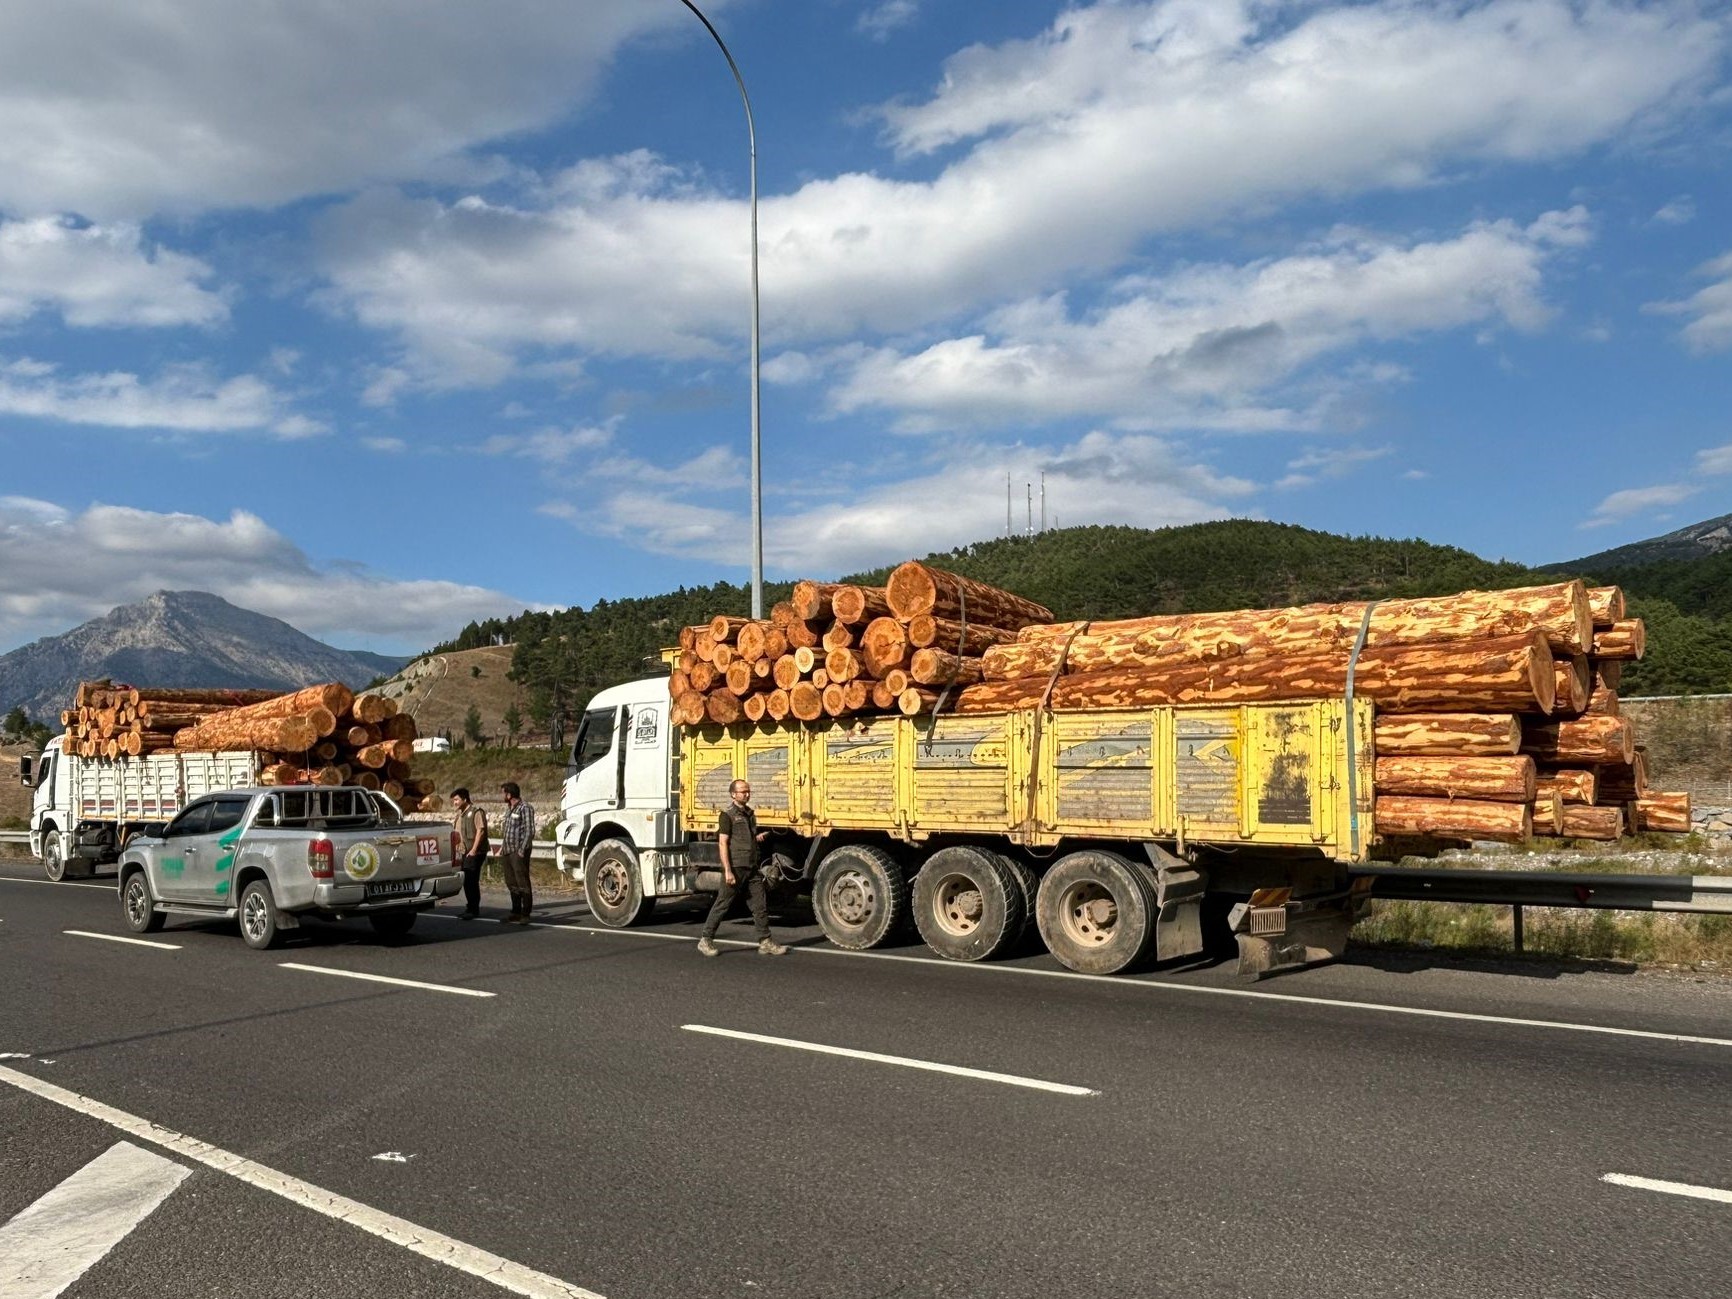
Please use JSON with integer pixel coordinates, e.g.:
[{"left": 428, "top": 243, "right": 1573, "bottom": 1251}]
[
  {"left": 42, "top": 830, "right": 67, "bottom": 883},
  {"left": 913, "top": 845, "right": 1024, "bottom": 962},
  {"left": 1035, "top": 849, "right": 1158, "bottom": 975},
  {"left": 998, "top": 853, "right": 1040, "bottom": 950},
  {"left": 812, "top": 845, "right": 907, "bottom": 951},
  {"left": 120, "top": 869, "right": 165, "bottom": 934},
  {"left": 369, "top": 910, "right": 417, "bottom": 939},
  {"left": 584, "top": 839, "right": 656, "bottom": 928},
  {"left": 238, "top": 879, "right": 284, "bottom": 951}
]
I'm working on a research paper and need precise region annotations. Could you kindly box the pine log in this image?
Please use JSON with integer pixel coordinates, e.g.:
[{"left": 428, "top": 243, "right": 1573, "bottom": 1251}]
[
  {"left": 831, "top": 584, "right": 892, "bottom": 625},
  {"left": 130, "top": 687, "right": 282, "bottom": 707},
  {"left": 673, "top": 691, "right": 709, "bottom": 727},
  {"left": 898, "top": 687, "right": 943, "bottom": 716},
  {"left": 910, "top": 648, "right": 985, "bottom": 687},
  {"left": 678, "top": 626, "right": 700, "bottom": 652},
  {"left": 761, "top": 629, "right": 789, "bottom": 662},
  {"left": 765, "top": 689, "right": 791, "bottom": 722},
  {"left": 885, "top": 562, "right": 1055, "bottom": 628},
  {"left": 1559, "top": 804, "right": 1624, "bottom": 840},
  {"left": 1579, "top": 679, "right": 1617, "bottom": 717},
  {"left": 382, "top": 779, "right": 406, "bottom": 802},
  {"left": 956, "top": 633, "right": 1556, "bottom": 715},
  {"left": 1522, "top": 715, "right": 1633, "bottom": 765},
  {"left": 354, "top": 740, "right": 413, "bottom": 769},
  {"left": 793, "top": 647, "right": 819, "bottom": 675},
  {"left": 175, "top": 714, "right": 318, "bottom": 753},
  {"left": 709, "top": 615, "right": 750, "bottom": 644},
  {"left": 861, "top": 618, "right": 911, "bottom": 677},
  {"left": 871, "top": 681, "right": 897, "bottom": 711},
  {"left": 259, "top": 761, "right": 301, "bottom": 786},
  {"left": 1553, "top": 655, "right": 1589, "bottom": 715},
  {"left": 736, "top": 622, "right": 769, "bottom": 662},
  {"left": 306, "top": 706, "right": 340, "bottom": 739},
  {"left": 773, "top": 655, "right": 802, "bottom": 691},
  {"left": 705, "top": 692, "right": 743, "bottom": 725},
  {"left": 313, "top": 741, "right": 339, "bottom": 762},
  {"left": 907, "top": 616, "right": 1019, "bottom": 655},
  {"left": 791, "top": 581, "right": 843, "bottom": 621},
  {"left": 1536, "top": 768, "right": 1597, "bottom": 804},
  {"left": 753, "top": 658, "right": 773, "bottom": 682},
  {"left": 1375, "top": 795, "right": 1532, "bottom": 842},
  {"left": 353, "top": 770, "right": 382, "bottom": 790},
  {"left": 1595, "top": 659, "right": 1622, "bottom": 690},
  {"left": 712, "top": 644, "right": 735, "bottom": 670},
  {"left": 689, "top": 662, "right": 718, "bottom": 693},
  {"left": 884, "top": 669, "right": 913, "bottom": 696},
  {"left": 726, "top": 662, "right": 755, "bottom": 696},
  {"left": 1373, "top": 756, "right": 1537, "bottom": 803},
  {"left": 844, "top": 680, "right": 872, "bottom": 712},
  {"left": 1587, "top": 586, "right": 1626, "bottom": 628},
  {"left": 1633, "top": 792, "right": 1691, "bottom": 834},
  {"left": 695, "top": 632, "right": 718, "bottom": 662},
  {"left": 769, "top": 601, "right": 799, "bottom": 628},
  {"left": 1373, "top": 714, "right": 1522, "bottom": 757},
  {"left": 1594, "top": 754, "right": 1647, "bottom": 803},
  {"left": 1530, "top": 792, "right": 1564, "bottom": 836},
  {"left": 678, "top": 650, "right": 700, "bottom": 675},
  {"left": 821, "top": 684, "right": 851, "bottom": 717},
  {"left": 1593, "top": 619, "right": 1645, "bottom": 661},
  {"left": 822, "top": 623, "right": 856, "bottom": 652},
  {"left": 352, "top": 692, "right": 397, "bottom": 724},
  {"left": 343, "top": 724, "right": 381, "bottom": 748},
  {"left": 789, "top": 683, "right": 824, "bottom": 722},
  {"left": 811, "top": 669, "right": 830, "bottom": 690},
  {"left": 825, "top": 649, "right": 867, "bottom": 683},
  {"left": 385, "top": 759, "right": 411, "bottom": 782},
  {"left": 784, "top": 619, "right": 823, "bottom": 650},
  {"left": 743, "top": 693, "right": 768, "bottom": 723},
  {"left": 669, "top": 670, "right": 691, "bottom": 699}
]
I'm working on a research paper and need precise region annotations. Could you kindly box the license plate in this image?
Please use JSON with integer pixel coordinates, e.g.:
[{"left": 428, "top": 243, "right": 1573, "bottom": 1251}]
[{"left": 365, "top": 879, "right": 420, "bottom": 899}]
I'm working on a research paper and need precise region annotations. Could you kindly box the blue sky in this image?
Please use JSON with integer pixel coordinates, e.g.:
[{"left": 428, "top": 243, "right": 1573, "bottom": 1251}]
[{"left": 1, "top": 0, "right": 1729, "bottom": 656}]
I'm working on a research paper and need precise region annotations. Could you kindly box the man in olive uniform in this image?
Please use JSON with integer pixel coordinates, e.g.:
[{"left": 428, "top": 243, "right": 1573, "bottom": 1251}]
[{"left": 696, "top": 779, "right": 787, "bottom": 957}]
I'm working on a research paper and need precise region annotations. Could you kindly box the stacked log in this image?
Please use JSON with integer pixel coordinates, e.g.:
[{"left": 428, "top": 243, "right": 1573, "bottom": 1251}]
[
  {"left": 60, "top": 681, "right": 440, "bottom": 813},
  {"left": 668, "top": 574, "right": 1689, "bottom": 844}
]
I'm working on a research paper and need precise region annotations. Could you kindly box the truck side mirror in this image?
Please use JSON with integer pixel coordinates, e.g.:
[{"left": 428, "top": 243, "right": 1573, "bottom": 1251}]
[{"left": 18, "top": 755, "right": 34, "bottom": 788}]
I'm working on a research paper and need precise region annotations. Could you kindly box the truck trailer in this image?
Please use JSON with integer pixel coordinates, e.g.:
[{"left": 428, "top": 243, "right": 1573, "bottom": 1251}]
[{"left": 557, "top": 677, "right": 1379, "bottom": 976}]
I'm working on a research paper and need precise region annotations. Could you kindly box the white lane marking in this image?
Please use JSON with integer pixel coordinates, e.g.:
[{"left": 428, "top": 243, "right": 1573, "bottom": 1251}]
[
  {"left": 0, "top": 1140, "right": 189, "bottom": 1299},
  {"left": 0, "top": 876, "right": 112, "bottom": 891},
  {"left": 64, "top": 930, "right": 180, "bottom": 951},
  {"left": 278, "top": 963, "right": 496, "bottom": 998},
  {"left": 530, "top": 923, "right": 1732, "bottom": 1050},
  {"left": 372, "top": 1151, "right": 415, "bottom": 1163},
  {"left": 0, "top": 1066, "right": 603, "bottom": 1299},
  {"left": 683, "top": 1024, "right": 1098, "bottom": 1096},
  {"left": 1602, "top": 1172, "right": 1732, "bottom": 1205}
]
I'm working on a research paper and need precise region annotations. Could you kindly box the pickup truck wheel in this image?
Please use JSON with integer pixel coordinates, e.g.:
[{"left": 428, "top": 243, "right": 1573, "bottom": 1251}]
[
  {"left": 1035, "top": 850, "right": 1158, "bottom": 976},
  {"left": 238, "top": 879, "right": 284, "bottom": 950},
  {"left": 812, "top": 845, "right": 907, "bottom": 951},
  {"left": 584, "top": 839, "right": 655, "bottom": 927},
  {"left": 42, "top": 830, "right": 67, "bottom": 883},
  {"left": 913, "top": 846, "right": 1024, "bottom": 962},
  {"left": 369, "top": 911, "right": 417, "bottom": 939},
  {"left": 120, "top": 870, "right": 165, "bottom": 934}
]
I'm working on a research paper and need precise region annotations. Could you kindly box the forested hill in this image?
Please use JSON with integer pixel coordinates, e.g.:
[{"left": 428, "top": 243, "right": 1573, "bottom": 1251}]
[{"left": 431, "top": 521, "right": 1732, "bottom": 737}]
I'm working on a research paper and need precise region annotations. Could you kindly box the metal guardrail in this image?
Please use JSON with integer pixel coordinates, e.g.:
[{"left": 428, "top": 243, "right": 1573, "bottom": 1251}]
[{"left": 0, "top": 830, "right": 30, "bottom": 847}]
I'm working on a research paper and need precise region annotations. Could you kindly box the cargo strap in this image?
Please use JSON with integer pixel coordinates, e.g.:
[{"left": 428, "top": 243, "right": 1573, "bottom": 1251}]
[
  {"left": 1022, "top": 621, "right": 1089, "bottom": 833},
  {"left": 1344, "top": 601, "right": 1380, "bottom": 860},
  {"left": 923, "top": 578, "right": 970, "bottom": 750}
]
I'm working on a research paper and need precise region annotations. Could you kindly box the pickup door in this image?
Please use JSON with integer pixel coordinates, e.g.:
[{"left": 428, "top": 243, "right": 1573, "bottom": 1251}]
[{"left": 155, "top": 794, "right": 254, "bottom": 903}]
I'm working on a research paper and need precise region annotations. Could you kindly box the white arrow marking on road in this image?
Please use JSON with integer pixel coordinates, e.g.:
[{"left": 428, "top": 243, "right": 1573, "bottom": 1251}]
[
  {"left": 0, "top": 1066, "right": 604, "bottom": 1298},
  {"left": 0, "top": 1140, "right": 189, "bottom": 1299},
  {"left": 1602, "top": 1172, "right": 1732, "bottom": 1205},
  {"left": 64, "top": 930, "right": 180, "bottom": 950},
  {"left": 683, "top": 1024, "right": 1098, "bottom": 1096},
  {"left": 372, "top": 1151, "right": 416, "bottom": 1163},
  {"left": 278, "top": 963, "right": 496, "bottom": 998}
]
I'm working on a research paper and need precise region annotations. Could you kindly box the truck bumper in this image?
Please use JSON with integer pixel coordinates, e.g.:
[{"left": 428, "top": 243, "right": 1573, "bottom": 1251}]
[{"left": 310, "top": 871, "right": 462, "bottom": 912}]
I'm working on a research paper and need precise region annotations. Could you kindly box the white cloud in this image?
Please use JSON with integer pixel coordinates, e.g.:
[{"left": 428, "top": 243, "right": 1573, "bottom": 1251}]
[
  {"left": 313, "top": 2, "right": 1712, "bottom": 383},
  {"left": 817, "top": 212, "right": 1588, "bottom": 431},
  {"left": 1275, "top": 445, "right": 1393, "bottom": 491},
  {"left": 1696, "top": 443, "right": 1732, "bottom": 475},
  {"left": 360, "top": 366, "right": 412, "bottom": 408},
  {"left": 362, "top": 436, "right": 407, "bottom": 453},
  {"left": 0, "top": 357, "right": 308, "bottom": 435},
  {"left": 1650, "top": 197, "right": 1696, "bottom": 226},
  {"left": 1582, "top": 482, "right": 1701, "bottom": 528},
  {"left": 480, "top": 423, "right": 616, "bottom": 463},
  {"left": 0, "top": 498, "right": 536, "bottom": 653},
  {"left": 0, "top": 1, "right": 704, "bottom": 218},
  {"left": 858, "top": 2, "right": 919, "bottom": 41},
  {"left": 1648, "top": 250, "right": 1732, "bottom": 352},
  {"left": 0, "top": 216, "right": 227, "bottom": 328},
  {"left": 544, "top": 430, "right": 1255, "bottom": 575}
]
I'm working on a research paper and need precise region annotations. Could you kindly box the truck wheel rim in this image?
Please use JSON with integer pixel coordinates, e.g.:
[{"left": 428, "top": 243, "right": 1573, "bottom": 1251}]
[
  {"left": 242, "top": 892, "right": 268, "bottom": 940},
  {"left": 932, "top": 873, "right": 984, "bottom": 937},
  {"left": 125, "top": 879, "right": 148, "bottom": 926},
  {"left": 593, "top": 862, "right": 629, "bottom": 908},
  {"left": 829, "top": 870, "right": 876, "bottom": 926},
  {"left": 1058, "top": 881, "right": 1117, "bottom": 948}
]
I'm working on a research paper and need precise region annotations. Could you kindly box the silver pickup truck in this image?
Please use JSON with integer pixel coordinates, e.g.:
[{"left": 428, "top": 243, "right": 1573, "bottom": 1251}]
[{"left": 117, "top": 785, "right": 461, "bottom": 949}]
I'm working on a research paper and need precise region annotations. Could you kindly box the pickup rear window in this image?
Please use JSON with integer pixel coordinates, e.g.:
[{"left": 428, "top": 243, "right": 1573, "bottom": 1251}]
[{"left": 261, "top": 789, "right": 401, "bottom": 830}]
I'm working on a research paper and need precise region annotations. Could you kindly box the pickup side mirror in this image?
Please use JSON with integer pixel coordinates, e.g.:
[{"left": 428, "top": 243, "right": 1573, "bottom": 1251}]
[{"left": 18, "top": 755, "right": 34, "bottom": 788}]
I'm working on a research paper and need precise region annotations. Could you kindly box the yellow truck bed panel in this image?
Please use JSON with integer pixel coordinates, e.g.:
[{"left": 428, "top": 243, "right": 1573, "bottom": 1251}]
[{"left": 681, "top": 699, "right": 1375, "bottom": 861}]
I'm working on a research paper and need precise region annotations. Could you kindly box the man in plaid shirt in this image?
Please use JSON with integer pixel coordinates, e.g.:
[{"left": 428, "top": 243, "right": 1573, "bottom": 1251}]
[{"left": 498, "top": 782, "right": 537, "bottom": 924}]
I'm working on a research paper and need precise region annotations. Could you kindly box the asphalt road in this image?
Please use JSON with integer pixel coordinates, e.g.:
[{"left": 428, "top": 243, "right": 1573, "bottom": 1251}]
[{"left": 2, "top": 862, "right": 1729, "bottom": 1299}]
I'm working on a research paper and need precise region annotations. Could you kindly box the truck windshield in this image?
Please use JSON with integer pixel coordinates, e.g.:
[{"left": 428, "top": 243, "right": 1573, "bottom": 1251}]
[{"left": 571, "top": 707, "right": 616, "bottom": 773}]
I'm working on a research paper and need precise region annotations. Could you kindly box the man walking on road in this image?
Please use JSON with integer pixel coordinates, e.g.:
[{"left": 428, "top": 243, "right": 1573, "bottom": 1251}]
[
  {"left": 697, "top": 779, "right": 787, "bottom": 957},
  {"left": 451, "top": 788, "right": 489, "bottom": 920},
  {"left": 499, "top": 782, "right": 536, "bottom": 924}
]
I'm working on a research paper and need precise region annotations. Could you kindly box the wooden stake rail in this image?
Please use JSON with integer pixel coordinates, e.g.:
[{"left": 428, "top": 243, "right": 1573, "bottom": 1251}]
[
  {"left": 61, "top": 680, "right": 441, "bottom": 813},
  {"left": 669, "top": 572, "right": 1690, "bottom": 844}
]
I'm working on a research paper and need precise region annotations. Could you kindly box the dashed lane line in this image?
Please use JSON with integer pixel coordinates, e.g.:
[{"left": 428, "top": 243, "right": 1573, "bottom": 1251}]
[
  {"left": 683, "top": 1024, "right": 1098, "bottom": 1096},
  {"left": 1602, "top": 1172, "right": 1732, "bottom": 1205},
  {"left": 0, "top": 1065, "right": 603, "bottom": 1298},
  {"left": 278, "top": 962, "right": 497, "bottom": 998},
  {"left": 0, "top": 1140, "right": 190, "bottom": 1299},
  {"left": 64, "top": 929, "right": 180, "bottom": 951}
]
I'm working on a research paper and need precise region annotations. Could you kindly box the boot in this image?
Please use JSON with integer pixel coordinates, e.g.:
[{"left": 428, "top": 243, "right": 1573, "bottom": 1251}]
[{"left": 758, "top": 938, "right": 788, "bottom": 956}]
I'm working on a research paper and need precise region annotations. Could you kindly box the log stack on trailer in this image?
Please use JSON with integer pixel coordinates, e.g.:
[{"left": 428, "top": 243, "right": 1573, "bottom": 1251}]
[
  {"left": 667, "top": 569, "right": 1689, "bottom": 847},
  {"left": 62, "top": 680, "right": 441, "bottom": 813}
]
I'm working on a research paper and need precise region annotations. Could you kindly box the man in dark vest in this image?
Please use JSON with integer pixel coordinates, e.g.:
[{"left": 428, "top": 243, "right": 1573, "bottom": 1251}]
[{"left": 697, "top": 779, "right": 787, "bottom": 957}]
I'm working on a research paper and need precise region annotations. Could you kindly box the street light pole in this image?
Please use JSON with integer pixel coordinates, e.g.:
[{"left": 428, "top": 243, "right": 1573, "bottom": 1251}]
[{"left": 678, "top": 0, "right": 763, "bottom": 618}]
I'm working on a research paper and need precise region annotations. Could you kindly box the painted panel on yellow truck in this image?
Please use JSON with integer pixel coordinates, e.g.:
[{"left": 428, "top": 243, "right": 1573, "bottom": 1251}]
[{"left": 681, "top": 699, "right": 1375, "bottom": 861}]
